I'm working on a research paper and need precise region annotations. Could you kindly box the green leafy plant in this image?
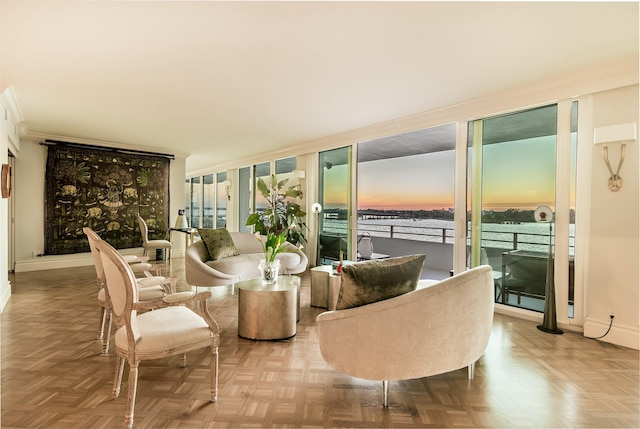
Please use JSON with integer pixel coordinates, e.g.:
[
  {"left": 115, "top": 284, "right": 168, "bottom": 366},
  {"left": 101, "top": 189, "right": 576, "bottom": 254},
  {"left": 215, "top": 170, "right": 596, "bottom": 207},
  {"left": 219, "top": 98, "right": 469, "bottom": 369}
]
[
  {"left": 258, "top": 230, "right": 289, "bottom": 263},
  {"left": 245, "top": 174, "right": 307, "bottom": 258}
]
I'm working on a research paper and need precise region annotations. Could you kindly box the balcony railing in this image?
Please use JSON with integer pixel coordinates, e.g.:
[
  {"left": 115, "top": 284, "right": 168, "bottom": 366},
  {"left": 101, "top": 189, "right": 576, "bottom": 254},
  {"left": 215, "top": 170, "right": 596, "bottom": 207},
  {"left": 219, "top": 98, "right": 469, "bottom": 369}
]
[{"left": 354, "top": 223, "right": 574, "bottom": 254}]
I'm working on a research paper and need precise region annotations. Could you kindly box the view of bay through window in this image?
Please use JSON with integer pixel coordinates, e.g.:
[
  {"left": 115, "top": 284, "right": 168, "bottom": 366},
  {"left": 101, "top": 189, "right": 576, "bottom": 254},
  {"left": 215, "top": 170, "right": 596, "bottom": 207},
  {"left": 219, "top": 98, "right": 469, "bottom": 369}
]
[
  {"left": 215, "top": 172, "right": 227, "bottom": 228},
  {"left": 357, "top": 124, "right": 456, "bottom": 278},
  {"left": 467, "top": 103, "right": 577, "bottom": 315}
]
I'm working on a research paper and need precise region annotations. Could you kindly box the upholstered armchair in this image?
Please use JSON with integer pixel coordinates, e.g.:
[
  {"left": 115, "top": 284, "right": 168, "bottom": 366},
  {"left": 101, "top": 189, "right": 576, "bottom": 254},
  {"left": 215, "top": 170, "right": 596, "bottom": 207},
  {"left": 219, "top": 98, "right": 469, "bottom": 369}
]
[
  {"left": 317, "top": 265, "right": 494, "bottom": 407},
  {"left": 96, "top": 238, "right": 220, "bottom": 429}
]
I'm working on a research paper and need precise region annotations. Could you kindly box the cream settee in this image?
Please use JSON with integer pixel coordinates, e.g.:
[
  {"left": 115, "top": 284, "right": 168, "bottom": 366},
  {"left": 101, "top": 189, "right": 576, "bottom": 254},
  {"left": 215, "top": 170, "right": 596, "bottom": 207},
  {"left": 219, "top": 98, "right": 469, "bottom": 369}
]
[
  {"left": 185, "top": 231, "right": 308, "bottom": 287},
  {"left": 316, "top": 265, "right": 494, "bottom": 406}
]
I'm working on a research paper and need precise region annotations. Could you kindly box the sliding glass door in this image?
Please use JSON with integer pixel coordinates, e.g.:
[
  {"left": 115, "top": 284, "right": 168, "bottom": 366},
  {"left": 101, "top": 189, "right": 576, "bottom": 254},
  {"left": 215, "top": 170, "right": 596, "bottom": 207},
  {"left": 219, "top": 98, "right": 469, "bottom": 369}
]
[
  {"left": 357, "top": 124, "right": 456, "bottom": 279},
  {"left": 467, "top": 103, "right": 576, "bottom": 316},
  {"left": 317, "top": 147, "right": 352, "bottom": 264}
]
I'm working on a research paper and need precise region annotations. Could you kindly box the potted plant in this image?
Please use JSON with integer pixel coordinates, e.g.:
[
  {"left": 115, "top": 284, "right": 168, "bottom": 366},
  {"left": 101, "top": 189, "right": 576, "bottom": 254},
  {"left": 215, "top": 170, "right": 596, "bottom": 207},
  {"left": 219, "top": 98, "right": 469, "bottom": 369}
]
[{"left": 246, "top": 174, "right": 307, "bottom": 283}]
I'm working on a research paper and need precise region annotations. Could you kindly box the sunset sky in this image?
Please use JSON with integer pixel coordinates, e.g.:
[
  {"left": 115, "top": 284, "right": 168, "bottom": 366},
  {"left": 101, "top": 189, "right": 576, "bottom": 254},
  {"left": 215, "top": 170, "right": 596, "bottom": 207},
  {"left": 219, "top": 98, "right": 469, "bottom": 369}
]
[{"left": 323, "top": 135, "right": 562, "bottom": 211}]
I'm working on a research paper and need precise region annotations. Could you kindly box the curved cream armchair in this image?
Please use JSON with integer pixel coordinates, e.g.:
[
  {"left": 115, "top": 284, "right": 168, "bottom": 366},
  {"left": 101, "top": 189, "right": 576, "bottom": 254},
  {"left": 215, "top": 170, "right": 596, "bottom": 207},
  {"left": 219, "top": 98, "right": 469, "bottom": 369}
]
[
  {"left": 185, "top": 231, "right": 308, "bottom": 287},
  {"left": 316, "top": 265, "right": 494, "bottom": 406}
]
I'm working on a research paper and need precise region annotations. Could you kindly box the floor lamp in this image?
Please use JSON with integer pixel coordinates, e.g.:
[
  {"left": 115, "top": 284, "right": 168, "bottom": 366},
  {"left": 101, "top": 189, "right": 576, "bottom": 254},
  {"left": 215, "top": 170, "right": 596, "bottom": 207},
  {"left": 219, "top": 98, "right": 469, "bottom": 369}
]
[
  {"left": 311, "top": 203, "right": 322, "bottom": 266},
  {"left": 535, "top": 204, "right": 563, "bottom": 335}
]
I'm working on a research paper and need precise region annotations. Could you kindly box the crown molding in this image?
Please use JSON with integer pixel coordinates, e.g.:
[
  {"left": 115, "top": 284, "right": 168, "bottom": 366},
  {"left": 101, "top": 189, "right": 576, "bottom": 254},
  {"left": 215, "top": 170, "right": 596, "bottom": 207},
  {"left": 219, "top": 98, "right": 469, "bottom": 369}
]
[
  {"left": 0, "top": 86, "right": 24, "bottom": 125},
  {"left": 22, "top": 131, "right": 190, "bottom": 159},
  {"left": 192, "top": 57, "right": 638, "bottom": 175},
  {"left": 299, "top": 57, "right": 640, "bottom": 155}
]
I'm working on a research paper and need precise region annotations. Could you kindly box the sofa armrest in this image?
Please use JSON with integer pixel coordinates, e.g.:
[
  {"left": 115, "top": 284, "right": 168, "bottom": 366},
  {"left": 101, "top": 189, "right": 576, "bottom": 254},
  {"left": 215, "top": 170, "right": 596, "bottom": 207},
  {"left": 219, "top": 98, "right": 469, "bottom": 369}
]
[
  {"left": 185, "top": 240, "right": 241, "bottom": 287},
  {"left": 281, "top": 241, "right": 308, "bottom": 274}
]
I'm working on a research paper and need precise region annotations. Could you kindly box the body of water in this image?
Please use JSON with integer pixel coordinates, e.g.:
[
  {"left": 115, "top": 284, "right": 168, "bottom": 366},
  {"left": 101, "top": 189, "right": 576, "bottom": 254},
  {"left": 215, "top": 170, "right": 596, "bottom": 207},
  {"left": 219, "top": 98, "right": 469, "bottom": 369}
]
[{"left": 323, "top": 218, "right": 575, "bottom": 254}]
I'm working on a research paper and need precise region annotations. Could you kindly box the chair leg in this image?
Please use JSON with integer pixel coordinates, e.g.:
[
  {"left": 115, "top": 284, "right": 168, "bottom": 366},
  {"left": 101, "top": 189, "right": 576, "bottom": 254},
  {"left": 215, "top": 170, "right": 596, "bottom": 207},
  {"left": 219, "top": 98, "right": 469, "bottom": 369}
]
[
  {"left": 468, "top": 362, "right": 475, "bottom": 380},
  {"left": 211, "top": 345, "right": 219, "bottom": 402},
  {"left": 98, "top": 307, "right": 107, "bottom": 340},
  {"left": 101, "top": 310, "right": 112, "bottom": 355},
  {"left": 382, "top": 380, "right": 389, "bottom": 407},
  {"left": 113, "top": 356, "right": 126, "bottom": 398},
  {"left": 125, "top": 360, "right": 139, "bottom": 429}
]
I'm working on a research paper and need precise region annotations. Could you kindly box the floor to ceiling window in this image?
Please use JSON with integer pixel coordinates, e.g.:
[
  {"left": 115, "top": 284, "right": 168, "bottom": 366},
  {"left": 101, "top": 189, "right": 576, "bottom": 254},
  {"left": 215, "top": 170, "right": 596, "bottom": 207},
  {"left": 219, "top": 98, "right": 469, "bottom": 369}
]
[
  {"left": 184, "top": 179, "right": 191, "bottom": 226},
  {"left": 317, "top": 147, "right": 351, "bottom": 264},
  {"left": 202, "top": 174, "right": 214, "bottom": 228},
  {"left": 238, "top": 167, "right": 251, "bottom": 233},
  {"left": 253, "top": 162, "right": 271, "bottom": 215},
  {"left": 357, "top": 124, "right": 456, "bottom": 279},
  {"left": 467, "top": 103, "right": 576, "bottom": 315},
  {"left": 567, "top": 101, "right": 578, "bottom": 318},
  {"left": 188, "top": 176, "right": 201, "bottom": 228},
  {"left": 275, "top": 157, "right": 296, "bottom": 182},
  {"left": 216, "top": 172, "right": 228, "bottom": 228}
]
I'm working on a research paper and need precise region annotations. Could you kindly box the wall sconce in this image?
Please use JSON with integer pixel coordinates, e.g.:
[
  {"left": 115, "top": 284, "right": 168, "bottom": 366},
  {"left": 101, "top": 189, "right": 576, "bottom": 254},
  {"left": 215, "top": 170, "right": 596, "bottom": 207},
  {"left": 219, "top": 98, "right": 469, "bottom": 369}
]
[
  {"left": 292, "top": 170, "right": 305, "bottom": 197},
  {"left": 1, "top": 164, "right": 11, "bottom": 198},
  {"left": 223, "top": 180, "right": 232, "bottom": 200},
  {"left": 593, "top": 122, "right": 636, "bottom": 192}
]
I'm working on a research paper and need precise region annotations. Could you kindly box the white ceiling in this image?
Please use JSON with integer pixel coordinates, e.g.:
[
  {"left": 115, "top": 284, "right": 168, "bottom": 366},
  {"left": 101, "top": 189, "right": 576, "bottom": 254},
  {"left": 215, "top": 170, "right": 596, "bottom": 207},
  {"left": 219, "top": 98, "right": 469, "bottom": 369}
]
[{"left": 1, "top": 1, "right": 638, "bottom": 173}]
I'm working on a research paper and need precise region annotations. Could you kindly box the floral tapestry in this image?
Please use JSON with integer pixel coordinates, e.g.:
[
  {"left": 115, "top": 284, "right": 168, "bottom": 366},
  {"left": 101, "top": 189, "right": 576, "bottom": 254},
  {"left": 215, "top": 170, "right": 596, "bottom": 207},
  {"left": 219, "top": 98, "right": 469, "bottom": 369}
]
[{"left": 44, "top": 144, "right": 170, "bottom": 255}]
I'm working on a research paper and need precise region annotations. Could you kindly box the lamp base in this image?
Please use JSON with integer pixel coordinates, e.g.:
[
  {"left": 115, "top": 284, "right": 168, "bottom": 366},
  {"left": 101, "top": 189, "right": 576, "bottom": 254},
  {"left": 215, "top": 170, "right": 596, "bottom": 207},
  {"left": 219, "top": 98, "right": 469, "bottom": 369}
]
[{"left": 537, "top": 324, "right": 563, "bottom": 335}]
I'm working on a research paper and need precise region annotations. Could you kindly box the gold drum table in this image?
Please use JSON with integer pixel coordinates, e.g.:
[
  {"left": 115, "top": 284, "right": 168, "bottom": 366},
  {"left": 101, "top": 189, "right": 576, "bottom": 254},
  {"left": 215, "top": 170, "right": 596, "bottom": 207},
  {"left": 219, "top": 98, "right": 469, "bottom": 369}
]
[
  {"left": 310, "top": 265, "right": 342, "bottom": 310},
  {"left": 237, "top": 276, "right": 300, "bottom": 340}
]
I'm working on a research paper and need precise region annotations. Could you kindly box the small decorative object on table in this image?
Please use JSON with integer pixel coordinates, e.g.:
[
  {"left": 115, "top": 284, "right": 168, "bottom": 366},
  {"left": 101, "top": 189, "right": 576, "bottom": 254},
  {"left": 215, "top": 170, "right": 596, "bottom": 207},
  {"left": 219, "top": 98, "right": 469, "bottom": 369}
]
[
  {"left": 258, "top": 230, "right": 288, "bottom": 284},
  {"left": 357, "top": 232, "right": 374, "bottom": 259},
  {"left": 336, "top": 251, "right": 344, "bottom": 273},
  {"left": 331, "top": 252, "right": 354, "bottom": 273},
  {"left": 259, "top": 258, "right": 280, "bottom": 284}
]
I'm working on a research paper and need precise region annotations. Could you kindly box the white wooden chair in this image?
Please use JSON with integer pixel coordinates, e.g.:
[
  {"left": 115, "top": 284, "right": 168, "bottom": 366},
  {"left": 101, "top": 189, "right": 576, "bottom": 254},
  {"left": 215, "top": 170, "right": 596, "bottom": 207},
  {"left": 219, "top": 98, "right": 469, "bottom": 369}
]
[
  {"left": 84, "top": 228, "right": 177, "bottom": 354},
  {"left": 96, "top": 238, "right": 220, "bottom": 429},
  {"left": 136, "top": 213, "right": 172, "bottom": 264}
]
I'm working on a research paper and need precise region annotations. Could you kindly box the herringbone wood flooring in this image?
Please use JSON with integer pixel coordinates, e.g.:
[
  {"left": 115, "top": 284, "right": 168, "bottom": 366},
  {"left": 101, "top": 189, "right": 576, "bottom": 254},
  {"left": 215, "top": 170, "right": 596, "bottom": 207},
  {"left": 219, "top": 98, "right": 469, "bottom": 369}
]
[{"left": 3, "top": 260, "right": 639, "bottom": 428}]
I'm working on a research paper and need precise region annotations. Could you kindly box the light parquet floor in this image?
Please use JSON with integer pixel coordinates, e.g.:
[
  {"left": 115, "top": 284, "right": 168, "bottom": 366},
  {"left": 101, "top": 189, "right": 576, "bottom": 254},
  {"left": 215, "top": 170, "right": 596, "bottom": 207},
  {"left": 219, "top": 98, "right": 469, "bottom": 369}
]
[{"left": 2, "top": 260, "right": 639, "bottom": 428}]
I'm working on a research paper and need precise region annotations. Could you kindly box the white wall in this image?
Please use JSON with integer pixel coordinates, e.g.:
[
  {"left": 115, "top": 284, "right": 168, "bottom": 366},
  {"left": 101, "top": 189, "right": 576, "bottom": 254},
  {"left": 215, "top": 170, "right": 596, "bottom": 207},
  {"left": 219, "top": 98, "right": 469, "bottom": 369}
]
[
  {"left": 13, "top": 140, "right": 187, "bottom": 272},
  {"left": 0, "top": 90, "right": 21, "bottom": 311},
  {"left": 583, "top": 85, "right": 639, "bottom": 348},
  {"left": 0, "top": 109, "right": 11, "bottom": 310}
]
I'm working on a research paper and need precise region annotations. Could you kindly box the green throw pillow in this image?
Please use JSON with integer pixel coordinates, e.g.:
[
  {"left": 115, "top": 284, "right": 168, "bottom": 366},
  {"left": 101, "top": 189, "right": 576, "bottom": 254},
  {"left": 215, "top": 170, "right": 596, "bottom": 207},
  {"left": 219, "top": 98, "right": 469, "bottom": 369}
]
[
  {"left": 336, "top": 254, "right": 426, "bottom": 310},
  {"left": 197, "top": 228, "right": 239, "bottom": 261}
]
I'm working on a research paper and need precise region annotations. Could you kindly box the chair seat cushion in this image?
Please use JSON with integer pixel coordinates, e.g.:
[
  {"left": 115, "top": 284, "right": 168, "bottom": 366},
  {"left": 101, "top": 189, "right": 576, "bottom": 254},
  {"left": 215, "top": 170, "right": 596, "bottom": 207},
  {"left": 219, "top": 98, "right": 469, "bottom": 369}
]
[
  {"left": 146, "top": 239, "right": 172, "bottom": 249},
  {"left": 336, "top": 254, "right": 426, "bottom": 310},
  {"left": 115, "top": 306, "right": 213, "bottom": 358}
]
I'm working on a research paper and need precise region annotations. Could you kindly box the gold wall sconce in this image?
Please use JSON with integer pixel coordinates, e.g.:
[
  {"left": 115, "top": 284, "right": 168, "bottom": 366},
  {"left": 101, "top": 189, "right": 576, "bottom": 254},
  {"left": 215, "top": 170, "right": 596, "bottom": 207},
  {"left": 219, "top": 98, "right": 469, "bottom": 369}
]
[
  {"left": 223, "top": 180, "right": 232, "bottom": 200},
  {"left": 593, "top": 122, "right": 636, "bottom": 192}
]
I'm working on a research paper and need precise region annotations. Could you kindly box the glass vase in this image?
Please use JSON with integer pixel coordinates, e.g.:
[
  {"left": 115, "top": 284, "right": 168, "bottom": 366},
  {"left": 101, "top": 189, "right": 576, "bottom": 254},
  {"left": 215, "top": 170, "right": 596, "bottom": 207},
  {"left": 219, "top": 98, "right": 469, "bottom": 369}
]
[{"left": 259, "top": 259, "right": 280, "bottom": 285}]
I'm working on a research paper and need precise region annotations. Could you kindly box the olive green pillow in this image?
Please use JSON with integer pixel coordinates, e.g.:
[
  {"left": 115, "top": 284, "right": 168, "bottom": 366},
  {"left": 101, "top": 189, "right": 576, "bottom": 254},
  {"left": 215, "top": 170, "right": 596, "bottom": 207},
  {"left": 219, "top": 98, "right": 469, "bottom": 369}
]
[
  {"left": 336, "top": 254, "right": 426, "bottom": 310},
  {"left": 197, "top": 228, "right": 239, "bottom": 261}
]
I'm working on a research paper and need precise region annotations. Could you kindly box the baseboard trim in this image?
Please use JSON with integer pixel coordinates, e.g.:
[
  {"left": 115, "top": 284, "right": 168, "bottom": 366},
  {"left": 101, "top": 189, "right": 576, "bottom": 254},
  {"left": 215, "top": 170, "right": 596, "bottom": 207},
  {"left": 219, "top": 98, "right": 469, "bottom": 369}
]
[
  {"left": 0, "top": 280, "right": 12, "bottom": 313},
  {"left": 14, "top": 250, "right": 185, "bottom": 273},
  {"left": 584, "top": 317, "right": 639, "bottom": 350}
]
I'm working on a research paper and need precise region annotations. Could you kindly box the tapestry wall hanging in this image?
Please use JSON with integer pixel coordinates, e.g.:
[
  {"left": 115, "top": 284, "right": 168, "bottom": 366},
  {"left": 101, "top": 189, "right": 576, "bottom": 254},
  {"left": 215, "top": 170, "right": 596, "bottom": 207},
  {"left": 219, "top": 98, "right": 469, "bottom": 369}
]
[{"left": 44, "top": 143, "right": 171, "bottom": 255}]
